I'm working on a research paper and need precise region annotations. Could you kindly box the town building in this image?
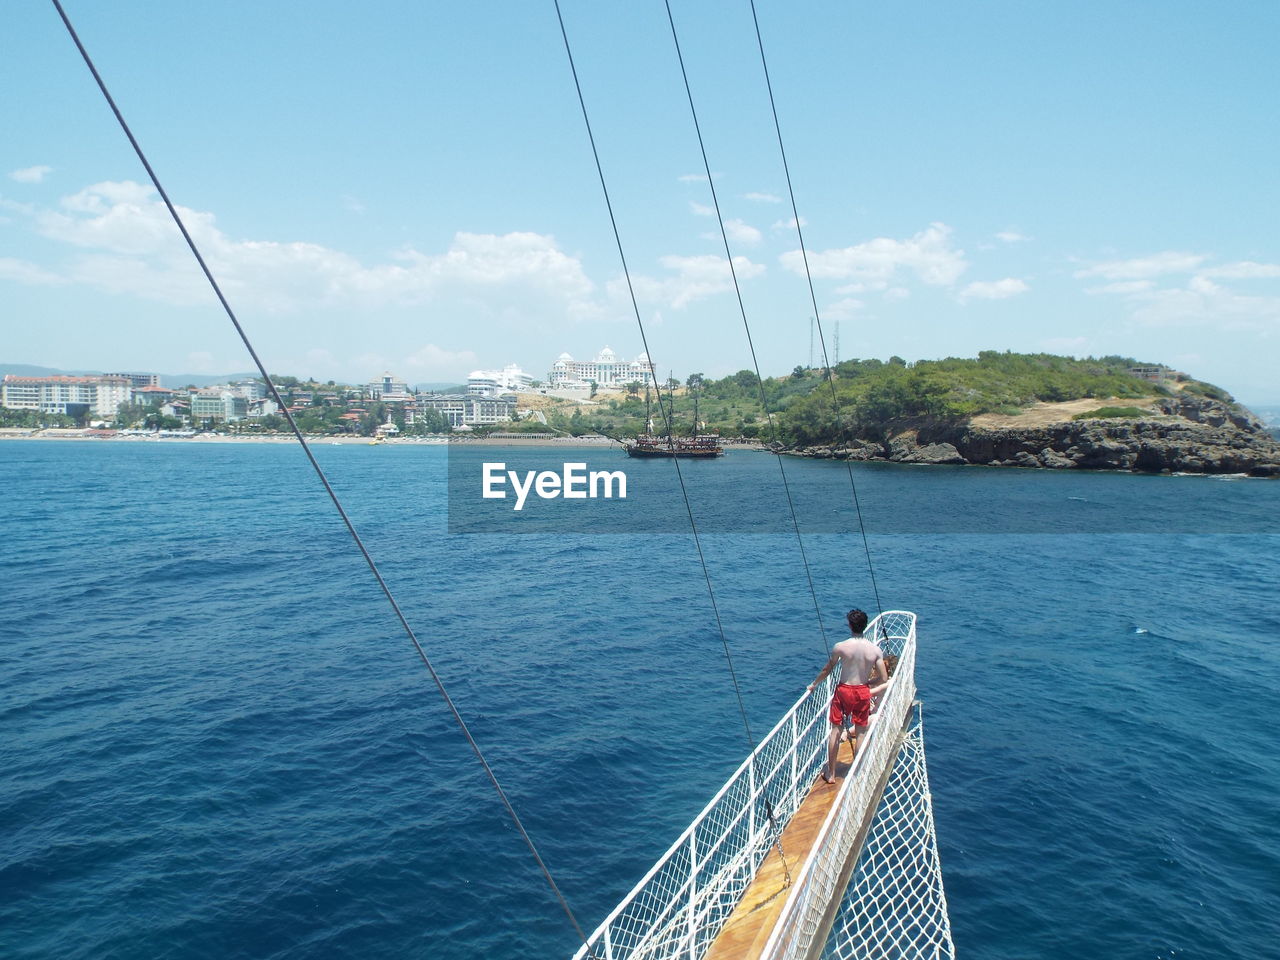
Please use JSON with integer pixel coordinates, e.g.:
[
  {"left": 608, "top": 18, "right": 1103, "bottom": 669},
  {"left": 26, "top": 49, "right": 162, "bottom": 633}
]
[
  {"left": 246, "top": 398, "right": 280, "bottom": 418},
  {"left": 231, "top": 378, "right": 267, "bottom": 400},
  {"left": 367, "top": 373, "right": 410, "bottom": 400},
  {"left": 1128, "top": 365, "right": 1177, "bottom": 383},
  {"left": 190, "top": 390, "right": 248, "bottom": 423},
  {"left": 1, "top": 374, "right": 132, "bottom": 418},
  {"left": 467, "top": 363, "right": 534, "bottom": 396},
  {"left": 132, "top": 385, "right": 178, "bottom": 406},
  {"left": 548, "top": 346, "right": 653, "bottom": 389},
  {"left": 106, "top": 372, "right": 161, "bottom": 389},
  {"left": 416, "top": 393, "right": 515, "bottom": 428}
]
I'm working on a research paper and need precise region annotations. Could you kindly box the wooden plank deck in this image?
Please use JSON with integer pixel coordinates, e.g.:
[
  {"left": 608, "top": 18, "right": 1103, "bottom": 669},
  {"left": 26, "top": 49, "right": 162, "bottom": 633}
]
[{"left": 703, "top": 737, "right": 859, "bottom": 960}]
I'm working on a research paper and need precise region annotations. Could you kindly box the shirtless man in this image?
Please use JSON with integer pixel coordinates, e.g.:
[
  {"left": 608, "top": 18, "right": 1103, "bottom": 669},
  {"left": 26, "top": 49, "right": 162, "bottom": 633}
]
[{"left": 807, "top": 609, "right": 889, "bottom": 784}]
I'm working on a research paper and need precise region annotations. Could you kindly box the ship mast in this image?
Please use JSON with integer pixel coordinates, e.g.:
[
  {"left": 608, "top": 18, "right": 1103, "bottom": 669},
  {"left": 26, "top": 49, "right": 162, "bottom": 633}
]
[{"left": 692, "top": 381, "right": 698, "bottom": 437}]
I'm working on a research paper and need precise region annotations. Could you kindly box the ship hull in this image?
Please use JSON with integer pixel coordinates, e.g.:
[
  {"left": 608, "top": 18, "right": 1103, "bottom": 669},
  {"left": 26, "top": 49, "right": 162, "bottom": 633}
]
[{"left": 625, "top": 444, "right": 723, "bottom": 458}]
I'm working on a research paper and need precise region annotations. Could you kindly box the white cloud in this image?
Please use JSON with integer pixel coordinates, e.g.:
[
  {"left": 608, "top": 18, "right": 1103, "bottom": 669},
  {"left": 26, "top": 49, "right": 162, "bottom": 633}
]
[
  {"left": 342, "top": 343, "right": 476, "bottom": 380},
  {"left": 726, "top": 219, "right": 762, "bottom": 246},
  {"left": 959, "top": 277, "right": 1029, "bottom": 302},
  {"left": 835, "top": 280, "right": 910, "bottom": 301},
  {"left": 0, "top": 257, "right": 64, "bottom": 286},
  {"left": 1076, "top": 251, "right": 1280, "bottom": 331},
  {"left": 341, "top": 195, "right": 366, "bottom": 214},
  {"left": 1130, "top": 283, "right": 1280, "bottom": 331},
  {"left": 9, "top": 180, "right": 599, "bottom": 318},
  {"left": 621, "top": 253, "right": 765, "bottom": 309},
  {"left": 772, "top": 216, "right": 808, "bottom": 231},
  {"left": 703, "top": 218, "right": 762, "bottom": 247},
  {"left": 744, "top": 192, "right": 782, "bottom": 203},
  {"left": 405, "top": 343, "right": 478, "bottom": 372},
  {"left": 835, "top": 281, "right": 884, "bottom": 294},
  {"left": 824, "top": 297, "right": 865, "bottom": 320},
  {"left": 1085, "top": 280, "right": 1155, "bottom": 295},
  {"left": 995, "top": 230, "right": 1029, "bottom": 244},
  {"left": 1197, "top": 261, "right": 1280, "bottom": 280},
  {"left": 679, "top": 173, "right": 718, "bottom": 183},
  {"left": 689, "top": 201, "right": 714, "bottom": 217},
  {"left": 9, "top": 165, "right": 52, "bottom": 184},
  {"left": 783, "top": 223, "right": 967, "bottom": 287},
  {"left": 1074, "top": 251, "right": 1206, "bottom": 281}
]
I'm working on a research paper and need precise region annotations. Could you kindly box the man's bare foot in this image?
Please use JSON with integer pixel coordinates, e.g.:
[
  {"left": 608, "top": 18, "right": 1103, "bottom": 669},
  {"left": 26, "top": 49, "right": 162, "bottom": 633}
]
[{"left": 821, "top": 770, "right": 835, "bottom": 784}]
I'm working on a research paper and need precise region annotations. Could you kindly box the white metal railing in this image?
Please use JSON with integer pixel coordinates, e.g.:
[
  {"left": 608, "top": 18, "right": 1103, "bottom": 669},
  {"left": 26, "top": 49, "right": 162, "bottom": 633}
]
[
  {"left": 573, "top": 611, "right": 917, "bottom": 960},
  {"left": 759, "top": 611, "right": 918, "bottom": 960}
]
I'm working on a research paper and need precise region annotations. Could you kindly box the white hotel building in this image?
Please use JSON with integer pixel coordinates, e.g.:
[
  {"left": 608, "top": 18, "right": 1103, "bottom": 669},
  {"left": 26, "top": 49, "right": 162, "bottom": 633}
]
[
  {"left": 548, "top": 347, "right": 654, "bottom": 389},
  {"left": 1, "top": 374, "right": 132, "bottom": 418},
  {"left": 467, "top": 363, "right": 535, "bottom": 397}
]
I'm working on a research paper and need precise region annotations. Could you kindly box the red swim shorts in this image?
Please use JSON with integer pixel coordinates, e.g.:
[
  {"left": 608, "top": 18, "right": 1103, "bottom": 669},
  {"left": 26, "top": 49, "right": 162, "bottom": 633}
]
[{"left": 829, "top": 683, "right": 871, "bottom": 727}]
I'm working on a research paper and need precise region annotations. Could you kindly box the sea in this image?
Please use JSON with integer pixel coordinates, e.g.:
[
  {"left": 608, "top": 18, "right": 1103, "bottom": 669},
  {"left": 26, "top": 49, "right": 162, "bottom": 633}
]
[{"left": 2, "top": 440, "right": 1278, "bottom": 960}]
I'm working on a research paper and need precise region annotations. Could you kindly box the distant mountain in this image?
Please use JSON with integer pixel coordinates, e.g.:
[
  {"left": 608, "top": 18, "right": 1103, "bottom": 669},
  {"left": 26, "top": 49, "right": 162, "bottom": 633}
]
[
  {"left": 162, "top": 372, "right": 259, "bottom": 388},
  {"left": 1, "top": 365, "right": 472, "bottom": 393},
  {"left": 1, "top": 363, "right": 257, "bottom": 388}
]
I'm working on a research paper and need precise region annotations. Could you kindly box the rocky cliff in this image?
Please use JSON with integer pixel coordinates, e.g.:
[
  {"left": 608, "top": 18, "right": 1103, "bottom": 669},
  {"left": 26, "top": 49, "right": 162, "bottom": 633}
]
[{"left": 784, "top": 396, "right": 1280, "bottom": 477}]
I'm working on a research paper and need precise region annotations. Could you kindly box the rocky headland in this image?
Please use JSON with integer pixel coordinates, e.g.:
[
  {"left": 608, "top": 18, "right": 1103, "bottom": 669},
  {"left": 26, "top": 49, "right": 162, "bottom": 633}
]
[{"left": 783, "top": 395, "right": 1280, "bottom": 477}]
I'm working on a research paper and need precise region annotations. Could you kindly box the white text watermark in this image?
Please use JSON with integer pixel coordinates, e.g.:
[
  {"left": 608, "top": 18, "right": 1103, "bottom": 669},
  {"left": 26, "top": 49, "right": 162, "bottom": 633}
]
[{"left": 481, "top": 462, "right": 628, "bottom": 511}]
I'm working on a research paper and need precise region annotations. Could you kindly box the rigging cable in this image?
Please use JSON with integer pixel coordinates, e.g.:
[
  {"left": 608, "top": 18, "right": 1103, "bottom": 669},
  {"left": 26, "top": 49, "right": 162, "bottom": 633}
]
[
  {"left": 48, "top": 1, "right": 598, "bottom": 953},
  {"left": 746, "top": 0, "right": 885, "bottom": 617},
  {"left": 553, "top": 0, "right": 757, "bottom": 756},
  {"left": 661, "top": 0, "right": 829, "bottom": 661}
]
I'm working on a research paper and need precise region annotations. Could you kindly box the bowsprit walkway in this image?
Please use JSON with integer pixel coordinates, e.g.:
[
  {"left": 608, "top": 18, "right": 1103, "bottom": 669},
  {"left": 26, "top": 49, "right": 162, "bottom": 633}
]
[{"left": 573, "top": 611, "right": 954, "bottom": 960}]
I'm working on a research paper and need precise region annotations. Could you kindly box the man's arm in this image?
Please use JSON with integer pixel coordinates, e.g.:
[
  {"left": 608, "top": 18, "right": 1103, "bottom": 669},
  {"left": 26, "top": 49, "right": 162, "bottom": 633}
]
[{"left": 808, "top": 653, "right": 839, "bottom": 693}]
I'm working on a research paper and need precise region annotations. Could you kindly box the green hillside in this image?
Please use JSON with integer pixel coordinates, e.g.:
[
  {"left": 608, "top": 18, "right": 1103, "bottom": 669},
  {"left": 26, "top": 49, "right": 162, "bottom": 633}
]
[{"left": 546, "top": 351, "right": 1232, "bottom": 443}]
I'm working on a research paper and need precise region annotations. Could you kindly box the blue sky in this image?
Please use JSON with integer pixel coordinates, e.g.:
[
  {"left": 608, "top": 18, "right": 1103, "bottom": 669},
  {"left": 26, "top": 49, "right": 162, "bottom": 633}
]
[{"left": 3, "top": 1, "right": 1278, "bottom": 401}]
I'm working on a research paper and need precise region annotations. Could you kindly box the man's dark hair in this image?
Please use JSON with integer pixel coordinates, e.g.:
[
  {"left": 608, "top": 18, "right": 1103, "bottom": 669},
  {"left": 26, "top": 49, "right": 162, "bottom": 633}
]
[{"left": 846, "top": 609, "right": 868, "bottom": 634}]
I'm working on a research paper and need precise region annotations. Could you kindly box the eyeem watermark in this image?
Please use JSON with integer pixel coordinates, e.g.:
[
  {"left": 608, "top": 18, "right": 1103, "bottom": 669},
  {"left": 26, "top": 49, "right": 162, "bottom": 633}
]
[{"left": 481, "top": 461, "right": 628, "bottom": 511}]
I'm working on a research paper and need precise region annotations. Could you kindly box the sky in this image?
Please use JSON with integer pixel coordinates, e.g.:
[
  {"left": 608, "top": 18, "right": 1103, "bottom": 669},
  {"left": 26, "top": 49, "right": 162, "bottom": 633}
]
[{"left": 2, "top": 1, "right": 1278, "bottom": 402}]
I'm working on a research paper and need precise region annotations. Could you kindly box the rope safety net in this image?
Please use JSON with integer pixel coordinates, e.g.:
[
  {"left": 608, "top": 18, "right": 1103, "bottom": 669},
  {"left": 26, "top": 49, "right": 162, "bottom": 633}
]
[{"left": 819, "top": 704, "right": 955, "bottom": 960}]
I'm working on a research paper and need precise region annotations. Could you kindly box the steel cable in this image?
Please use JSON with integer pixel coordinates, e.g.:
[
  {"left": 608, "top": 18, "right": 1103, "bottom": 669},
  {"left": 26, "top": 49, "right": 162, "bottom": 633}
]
[
  {"left": 49, "top": 1, "right": 597, "bottom": 953},
  {"left": 747, "top": 0, "right": 884, "bottom": 616}
]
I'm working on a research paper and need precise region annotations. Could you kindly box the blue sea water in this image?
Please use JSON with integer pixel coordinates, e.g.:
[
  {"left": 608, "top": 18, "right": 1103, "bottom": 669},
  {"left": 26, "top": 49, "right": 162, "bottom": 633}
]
[{"left": 2, "top": 440, "right": 1278, "bottom": 960}]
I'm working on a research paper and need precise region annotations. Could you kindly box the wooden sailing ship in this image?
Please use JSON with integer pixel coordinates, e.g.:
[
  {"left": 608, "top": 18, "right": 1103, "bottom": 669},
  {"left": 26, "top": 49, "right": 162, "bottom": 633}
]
[{"left": 625, "top": 379, "right": 724, "bottom": 458}]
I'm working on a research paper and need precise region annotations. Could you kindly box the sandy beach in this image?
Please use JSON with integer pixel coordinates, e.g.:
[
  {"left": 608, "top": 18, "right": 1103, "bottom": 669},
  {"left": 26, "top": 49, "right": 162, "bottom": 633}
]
[
  {"left": 0, "top": 428, "right": 634, "bottom": 447},
  {"left": 0, "top": 428, "right": 770, "bottom": 450}
]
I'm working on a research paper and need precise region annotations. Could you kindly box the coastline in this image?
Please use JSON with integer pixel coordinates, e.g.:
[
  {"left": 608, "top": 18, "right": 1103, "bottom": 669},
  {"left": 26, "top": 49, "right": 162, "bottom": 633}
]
[
  {"left": 0, "top": 430, "right": 602, "bottom": 447},
  {"left": 0, "top": 429, "right": 773, "bottom": 450},
  {"left": 8, "top": 418, "right": 1275, "bottom": 477}
]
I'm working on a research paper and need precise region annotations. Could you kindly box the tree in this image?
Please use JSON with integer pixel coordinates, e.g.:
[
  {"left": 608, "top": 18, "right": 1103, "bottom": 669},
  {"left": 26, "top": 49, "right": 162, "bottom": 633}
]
[
  {"left": 791, "top": 365, "right": 806, "bottom": 381},
  {"left": 625, "top": 381, "right": 642, "bottom": 399},
  {"left": 686, "top": 373, "right": 704, "bottom": 391},
  {"left": 143, "top": 412, "right": 184, "bottom": 430},
  {"left": 112, "top": 402, "right": 150, "bottom": 428},
  {"left": 589, "top": 380, "right": 598, "bottom": 399}
]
